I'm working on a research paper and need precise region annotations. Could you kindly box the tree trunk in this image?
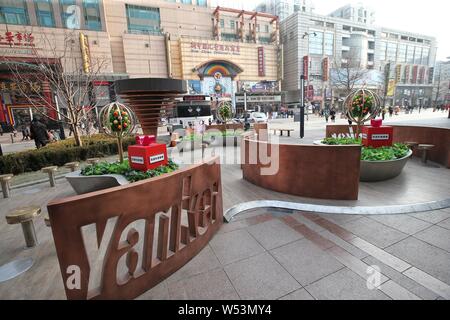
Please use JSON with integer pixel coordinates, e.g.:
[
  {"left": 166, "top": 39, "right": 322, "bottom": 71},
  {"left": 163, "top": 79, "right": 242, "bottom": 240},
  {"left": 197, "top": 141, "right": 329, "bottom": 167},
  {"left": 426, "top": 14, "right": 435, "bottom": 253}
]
[{"left": 72, "top": 124, "right": 83, "bottom": 147}]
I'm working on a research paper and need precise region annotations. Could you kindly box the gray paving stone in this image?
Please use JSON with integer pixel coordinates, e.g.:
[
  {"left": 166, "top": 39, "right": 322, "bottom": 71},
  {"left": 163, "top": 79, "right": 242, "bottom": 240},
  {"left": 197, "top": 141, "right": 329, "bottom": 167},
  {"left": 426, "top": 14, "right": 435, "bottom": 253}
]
[
  {"left": 438, "top": 218, "right": 450, "bottom": 230},
  {"left": 167, "top": 268, "right": 239, "bottom": 300},
  {"left": 319, "top": 230, "right": 370, "bottom": 260},
  {"left": 316, "top": 214, "right": 362, "bottom": 226},
  {"left": 224, "top": 252, "right": 301, "bottom": 300},
  {"left": 210, "top": 229, "right": 265, "bottom": 265},
  {"left": 166, "top": 245, "right": 221, "bottom": 284},
  {"left": 414, "top": 225, "right": 450, "bottom": 253},
  {"left": 362, "top": 256, "right": 439, "bottom": 300},
  {"left": 279, "top": 288, "right": 315, "bottom": 300},
  {"left": 305, "top": 268, "right": 391, "bottom": 300},
  {"left": 271, "top": 239, "right": 344, "bottom": 286},
  {"left": 385, "top": 237, "right": 450, "bottom": 284},
  {"left": 342, "top": 217, "right": 409, "bottom": 248},
  {"left": 411, "top": 210, "right": 450, "bottom": 224},
  {"left": 293, "top": 213, "right": 327, "bottom": 233},
  {"left": 136, "top": 281, "right": 169, "bottom": 300},
  {"left": 368, "top": 214, "right": 433, "bottom": 235},
  {"left": 247, "top": 219, "right": 303, "bottom": 250}
]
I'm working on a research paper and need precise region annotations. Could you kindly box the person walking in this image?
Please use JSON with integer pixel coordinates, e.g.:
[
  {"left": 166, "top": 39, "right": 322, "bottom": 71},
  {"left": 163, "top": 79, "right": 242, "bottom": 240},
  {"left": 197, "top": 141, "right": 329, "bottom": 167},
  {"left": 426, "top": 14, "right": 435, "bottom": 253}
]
[
  {"left": 382, "top": 107, "right": 386, "bottom": 120},
  {"left": 30, "top": 117, "right": 48, "bottom": 149},
  {"left": 388, "top": 106, "right": 394, "bottom": 117},
  {"left": 324, "top": 108, "right": 330, "bottom": 123},
  {"left": 330, "top": 108, "right": 336, "bottom": 123}
]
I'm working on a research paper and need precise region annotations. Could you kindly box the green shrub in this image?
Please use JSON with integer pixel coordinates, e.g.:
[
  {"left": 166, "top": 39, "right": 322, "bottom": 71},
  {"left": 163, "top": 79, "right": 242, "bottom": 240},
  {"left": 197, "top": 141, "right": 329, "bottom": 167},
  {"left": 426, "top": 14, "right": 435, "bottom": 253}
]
[
  {"left": 81, "top": 159, "right": 179, "bottom": 183},
  {"left": 321, "top": 137, "right": 362, "bottom": 145},
  {"left": 0, "top": 134, "right": 135, "bottom": 175},
  {"left": 361, "top": 144, "right": 410, "bottom": 161}
]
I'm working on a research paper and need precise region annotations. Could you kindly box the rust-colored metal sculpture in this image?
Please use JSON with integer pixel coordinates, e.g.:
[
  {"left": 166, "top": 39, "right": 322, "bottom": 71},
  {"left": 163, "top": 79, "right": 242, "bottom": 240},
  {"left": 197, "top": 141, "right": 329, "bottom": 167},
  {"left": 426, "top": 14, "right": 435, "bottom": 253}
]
[
  {"left": 47, "top": 158, "right": 222, "bottom": 300},
  {"left": 114, "top": 78, "right": 187, "bottom": 136}
]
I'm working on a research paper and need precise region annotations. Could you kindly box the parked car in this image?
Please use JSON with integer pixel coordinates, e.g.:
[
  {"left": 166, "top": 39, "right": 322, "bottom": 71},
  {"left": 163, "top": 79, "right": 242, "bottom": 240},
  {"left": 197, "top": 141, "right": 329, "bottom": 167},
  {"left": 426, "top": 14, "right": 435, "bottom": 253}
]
[{"left": 250, "top": 112, "right": 268, "bottom": 123}]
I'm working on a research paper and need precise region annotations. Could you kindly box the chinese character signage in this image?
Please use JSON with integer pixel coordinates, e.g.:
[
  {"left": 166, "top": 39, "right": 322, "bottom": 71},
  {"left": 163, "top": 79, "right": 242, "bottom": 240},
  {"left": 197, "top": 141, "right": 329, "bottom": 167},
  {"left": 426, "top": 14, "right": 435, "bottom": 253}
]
[
  {"left": 190, "top": 42, "right": 240, "bottom": 55},
  {"left": 79, "top": 33, "right": 91, "bottom": 73},
  {"left": 0, "top": 81, "right": 42, "bottom": 93},
  {"left": 0, "top": 31, "right": 35, "bottom": 47},
  {"left": 258, "top": 47, "right": 265, "bottom": 77},
  {"left": 404, "top": 65, "right": 410, "bottom": 83},
  {"left": 322, "top": 57, "right": 329, "bottom": 81},
  {"left": 303, "top": 56, "right": 309, "bottom": 80}
]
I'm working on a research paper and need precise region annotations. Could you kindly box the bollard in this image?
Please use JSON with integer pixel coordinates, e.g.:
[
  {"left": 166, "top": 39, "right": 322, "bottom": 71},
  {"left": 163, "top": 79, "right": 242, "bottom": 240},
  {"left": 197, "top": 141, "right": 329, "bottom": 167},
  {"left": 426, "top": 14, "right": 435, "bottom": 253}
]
[{"left": 10, "top": 133, "right": 14, "bottom": 144}]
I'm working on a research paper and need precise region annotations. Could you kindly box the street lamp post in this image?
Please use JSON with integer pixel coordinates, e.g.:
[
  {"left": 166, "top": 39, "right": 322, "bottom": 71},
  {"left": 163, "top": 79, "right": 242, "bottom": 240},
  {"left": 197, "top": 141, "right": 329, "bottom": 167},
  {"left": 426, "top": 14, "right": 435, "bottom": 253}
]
[{"left": 300, "top": 75, "right": 305, "bottom": 138}]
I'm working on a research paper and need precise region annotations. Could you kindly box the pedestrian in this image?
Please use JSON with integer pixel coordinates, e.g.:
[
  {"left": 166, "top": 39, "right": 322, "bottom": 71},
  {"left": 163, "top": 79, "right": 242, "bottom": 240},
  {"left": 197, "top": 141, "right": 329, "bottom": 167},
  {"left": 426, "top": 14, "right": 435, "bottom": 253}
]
[
  {"left": 388, "top": 106, "right": 394, "bottom": 117},
  {"left": 30, "top": 116, "right": 48, "bottom": 149},
  {"left": 324, "top": 108, "right": 330, "bottom": 123},
  {"left": 69, "top": 125, "right": 74, "bottom": 136},
  {"left": 0, "top": 125, "right": 3, "bottom": 136},
  {"left": 382, "top": 107, "right": 386, "bottom": 120},
  {"left": 330, "top": 108, "right": 336, "bottom": 123}
]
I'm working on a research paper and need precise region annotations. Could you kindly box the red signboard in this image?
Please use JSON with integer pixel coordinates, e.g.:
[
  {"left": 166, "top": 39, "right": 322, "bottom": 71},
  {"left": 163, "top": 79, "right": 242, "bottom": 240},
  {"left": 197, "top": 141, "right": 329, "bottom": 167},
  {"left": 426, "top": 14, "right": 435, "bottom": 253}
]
[
  {"left": 322, "top": 57, "right": 329, "bottom": 81},
  {"left": 362, "top": 124, "right": 393, "bottom": 148},
  {"left": 258, "top": 47, "right": 265, "bottom": 77},
  {"left": 128, "top": 135, "right": 168, "bottom": 172},
  {"left": 307, "top": 85, "right": 314, "bottom": 100},
  {"left": 0, "top": 31, "right": 35, "bottom": 47},
  {"left": 183, "top": 95, "right": 207, "bottom": 101},
  {"left": 412, "top": 65, "right": 418, "bottom": 84},
  {"left": 191, "top": 42, "right": 240, "bottom": 54},
  {"left": 303, "top": 56, "right": 309, "bottom": 80}
]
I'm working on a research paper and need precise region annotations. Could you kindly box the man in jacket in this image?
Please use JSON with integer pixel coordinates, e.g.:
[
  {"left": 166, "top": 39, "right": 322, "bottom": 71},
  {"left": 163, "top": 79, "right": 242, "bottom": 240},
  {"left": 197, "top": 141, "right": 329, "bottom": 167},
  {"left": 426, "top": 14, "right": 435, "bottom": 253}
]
[{"left": 30, "top": 117, "right": 48, "bottom": 149}]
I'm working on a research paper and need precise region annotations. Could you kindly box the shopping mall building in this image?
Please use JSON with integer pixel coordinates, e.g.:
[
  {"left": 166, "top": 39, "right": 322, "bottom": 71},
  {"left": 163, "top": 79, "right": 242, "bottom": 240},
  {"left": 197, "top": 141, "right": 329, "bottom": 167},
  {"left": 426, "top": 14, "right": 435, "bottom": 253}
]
[{"left": 0, "top": 0, "right": 282, "bottom": 130}]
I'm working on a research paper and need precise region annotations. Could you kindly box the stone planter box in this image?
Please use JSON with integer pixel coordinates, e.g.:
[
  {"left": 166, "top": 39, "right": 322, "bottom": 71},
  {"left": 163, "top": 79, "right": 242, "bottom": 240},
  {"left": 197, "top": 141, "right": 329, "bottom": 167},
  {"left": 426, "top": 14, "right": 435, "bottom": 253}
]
[
  {"left": 66, "top": 171, "right": 129, "bottom": 195},
  {"left": 360, "top": 150, "right": 412, "bottom": 182}
]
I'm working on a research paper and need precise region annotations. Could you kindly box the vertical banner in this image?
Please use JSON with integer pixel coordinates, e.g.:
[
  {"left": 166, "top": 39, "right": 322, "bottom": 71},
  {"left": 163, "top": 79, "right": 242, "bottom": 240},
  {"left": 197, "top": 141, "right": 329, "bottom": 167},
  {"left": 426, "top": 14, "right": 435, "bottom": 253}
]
[
  {"left": 395, "top": 65, "right": 402, "bottom": 83},
  {"left": 418, "top": 66, "right": 425, "bottom": 84},
  {"left": 79, "top": 33, "right": 91, "bottom": 73},
  {"left": 387, "top": 80, "right": 396, "bottom": 97},
  {"left": 258, "top": 47, "right": 265, "bottom": 77},
  {"left": 412, "top": 65, "right": 418, "bottom": 84},
  {"left": 303, "top": 56, "right": 309, "bottom": 80},
  {"left": 404, "top": 65, "right": 410, "bottom": 83},
  {"left": 322, "top": 57, "right": 329, "bottom": 81},
  {"left": 428, "top": 67, "right": 434, "bottom": 84}
]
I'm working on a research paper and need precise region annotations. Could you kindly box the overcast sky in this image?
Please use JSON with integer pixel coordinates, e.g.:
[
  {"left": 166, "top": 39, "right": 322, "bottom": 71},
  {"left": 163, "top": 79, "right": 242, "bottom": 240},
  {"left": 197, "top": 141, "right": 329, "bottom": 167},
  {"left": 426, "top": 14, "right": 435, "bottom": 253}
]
[{"left": 211, "top": 0, "right": 450, "bottom": 61}]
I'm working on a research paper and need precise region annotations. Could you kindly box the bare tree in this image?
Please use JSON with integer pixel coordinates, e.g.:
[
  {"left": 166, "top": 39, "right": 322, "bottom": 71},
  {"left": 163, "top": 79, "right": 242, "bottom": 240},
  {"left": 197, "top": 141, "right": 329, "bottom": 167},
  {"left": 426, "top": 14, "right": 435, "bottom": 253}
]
[
  {"left": 1, "top": 30, "right": 109, "bottom": 147},
  {"left": 331, "top": 51, "right": 371, "bottom": 110}
]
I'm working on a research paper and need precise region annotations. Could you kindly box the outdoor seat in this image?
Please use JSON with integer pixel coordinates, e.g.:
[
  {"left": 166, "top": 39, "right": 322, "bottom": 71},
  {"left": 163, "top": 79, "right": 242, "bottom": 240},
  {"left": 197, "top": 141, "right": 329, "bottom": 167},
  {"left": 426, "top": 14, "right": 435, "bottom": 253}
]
[
  {"left": 0, "top": 174, "right": 13, "bottom": 198},
  {"left": 64, "top": 162, "right": 80, "bottom": 172},
  {"left": 86, "top": 158, "right": 100, "bottom": 165},
  {"left": 41, "top": 166, "right": 58, "bottom": 187},
  {"left": 404, "top": 141, "right": 419, "bottom": 150},
  {"left": 6, "top": 206, "right": 41, "bottom": 248},
  {"left": 417, "top": 144, "right": 435, "bottom": 164},
  {"left": 44, "top": 214, "right": 51, "bottom": 227}
]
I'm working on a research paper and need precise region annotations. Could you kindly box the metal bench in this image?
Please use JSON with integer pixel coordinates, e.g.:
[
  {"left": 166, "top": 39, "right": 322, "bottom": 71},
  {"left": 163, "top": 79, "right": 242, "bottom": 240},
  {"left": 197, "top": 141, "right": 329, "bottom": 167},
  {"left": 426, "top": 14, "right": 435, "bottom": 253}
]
[
  {"left": 273, "top": 129, "right": 294, "bottom": 137},
  {"left": 64, "top": 161, "right": 80, "bottom": 172},
  {"left": 86, "top": 158, "right": 101, "bottom": 165},
  {"left": 417, "top": 144, "right": 435, "bottom": 164}
]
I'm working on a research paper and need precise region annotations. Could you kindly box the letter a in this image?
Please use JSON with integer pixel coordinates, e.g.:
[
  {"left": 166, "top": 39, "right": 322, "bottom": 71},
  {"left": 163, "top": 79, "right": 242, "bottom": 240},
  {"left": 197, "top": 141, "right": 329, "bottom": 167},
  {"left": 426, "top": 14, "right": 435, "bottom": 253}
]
[{"left": 66, "top": 265, "right": 81, "bottom": 290}]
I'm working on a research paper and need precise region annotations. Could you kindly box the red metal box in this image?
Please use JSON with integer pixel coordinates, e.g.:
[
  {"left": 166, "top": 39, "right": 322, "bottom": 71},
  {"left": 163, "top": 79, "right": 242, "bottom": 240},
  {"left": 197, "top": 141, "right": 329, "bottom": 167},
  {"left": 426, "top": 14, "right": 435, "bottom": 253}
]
[
  {"left": 128, "top": 135, "right": 168, "bottom": 171},
  {"left": 362, "top": 126, "right": 393, "bottom": 148}
]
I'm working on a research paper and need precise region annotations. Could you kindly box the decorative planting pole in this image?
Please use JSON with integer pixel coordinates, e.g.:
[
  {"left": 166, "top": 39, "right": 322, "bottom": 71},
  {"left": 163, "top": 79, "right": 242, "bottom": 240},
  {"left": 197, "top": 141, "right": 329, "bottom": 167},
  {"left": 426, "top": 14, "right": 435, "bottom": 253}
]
[
  {"left": 99, "top": 102, "right": 137, "bottom": 163},
  {"left": 216, "top": 101, "right": 233, "bottom": 130},
  {"left": 344, "top": 89, "right": 382, "bottom": 138}
]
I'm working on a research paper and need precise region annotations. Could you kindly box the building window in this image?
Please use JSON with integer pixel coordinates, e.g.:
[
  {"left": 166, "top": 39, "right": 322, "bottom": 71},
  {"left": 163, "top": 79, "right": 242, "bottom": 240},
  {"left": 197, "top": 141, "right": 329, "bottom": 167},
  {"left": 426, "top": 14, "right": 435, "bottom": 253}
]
[
  {"left": 220, "top": 19, "right": 224, "bottom": 28},
  {"left": 309, "top": 31, "right": 323, "bottom": 55},
  {"left": 326, "top": 22, "right": 334, "bottom": 28},
  {"left": 181, "top": 0, "right": 192, "bottom": 5},
  {"left": 414, "top": 46, "right": 423, "bottom": 64},
  {"left": 0, "top": 0, "right": 29, "bottom": 25},
  {"left": 406, "top": 45, "right": 415, "bottom": 64},
  {"left": 35, "top": 0, "right": 55, "bottom": 27},
  {"left": 343, "top": 25, "right": 351, "bottom": 31},
  {"left": 60, "top": 0, "right": 76, "bottom": 28},
  {"left": 230, "top": 20, "right": 235, "bottom": 29},
  {"left": 422, "top": 47, "right": 429, "bottom": 65},
  {"left": 256, "top": 24, "right": 260, "bottom": 32},
  {"left": 197, "top": 0, "right": 207, "bottom": 6},
  {"left": 126, "top": 4, "right": 161, "bottom": 34},
  {"left": 258, "top": 36, "right": 270, "bottom": 44},
  {"left": 398, "top": 43, "right": 407, "bottom": 63},
  {"left": 221, "top": 32, "right": 238, "bottom": 41},
  {"left": 324, "top": 33, "right": 334, "bottom": 56},
  {"left": 379, "top": 41, "right": 387, "bottom": 61},
  {"left": 83, "top": 0, "right": 102, "bottom": 30}
]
